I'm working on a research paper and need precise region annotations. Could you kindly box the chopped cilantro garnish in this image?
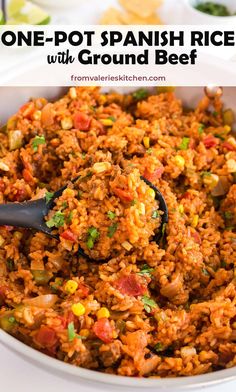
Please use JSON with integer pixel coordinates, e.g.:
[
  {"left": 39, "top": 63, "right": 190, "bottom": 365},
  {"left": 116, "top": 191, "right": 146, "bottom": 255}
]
[
  {"left": 146, "top": 148, "right": 153, "bottom": 154},
  {"left": 152, "top": 210, "right": 160, "bottom": 219},
  {"left": 212, "top": 111, "right": 218, "bottom": 117},
  {"left": 198, "top": 124, "right": 205, "bottom": 134},
  {"left": 87, "top": 227, "right": 100, "bottom": 249},
  {"left": 201, "top": 171, "right": 212, "bottom": 177},
  {"left": 202, "top": 268, "right": 209, "bottom": 276},
  {"left": 67, "top": 211, "right": 73, "bottom": 223},
  {"left": 8, "top": 316, "right": 16, "bottom": 324},
  {"left": 67, "top": 321, "right": 86, "bottom": 342},
  {"left": 131, "top": 199, "right": 137, "bottom": 206},
  {"left": 46, "top": 211, "right": 65, "bottom": 228},
  {"left": 133, "top": 88, "right": 148, "bottom": 101},
  {"left": 81, "top": 152, "right": 86, "bottom": 159},
  {"left": 62, "top": 201, "right": 68, "bottom": 209},
  {"left": 107, "top": 211, "right": 116, "bottom": 220},
  {"left": 141, "top": 295, "right": 157, "bottom": 313},
  {"left": 138, "top": 264, "right": 154, "bottom": 278},
  {"left": 45, "top": 191, "right": 54, "bottom": 204},
  {"left": 224, "top": 211, "right": 233, "bottom": 220},
  {"left": 154, "top": 342, "right": 164, "bottom": 352},
  {"left": 107, "top": 223, "right": 118, "bottom": 238},
  {"left": 32, "top": 135, "right": 46, "bottom": 152},
  {"left": 6, "top": 258, "right": 15, "bottom": 272},
  {"left": 178, "top": 137, "right": 190, "bottom": 150},
  {"left": 107, "top": 116, "right": 116, "bottom": 122},
  {"left": 214, "top": 134, "right": 225, "bottom": 141}
]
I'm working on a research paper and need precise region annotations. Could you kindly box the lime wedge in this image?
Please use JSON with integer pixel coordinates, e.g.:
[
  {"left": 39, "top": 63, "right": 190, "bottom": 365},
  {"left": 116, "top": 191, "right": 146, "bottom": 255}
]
[
  {"left": 6, "top": 0, "right": 51, "bottom": 25},
  {"left": 0, "top": 10, "right": 5, "bottom": 25}
]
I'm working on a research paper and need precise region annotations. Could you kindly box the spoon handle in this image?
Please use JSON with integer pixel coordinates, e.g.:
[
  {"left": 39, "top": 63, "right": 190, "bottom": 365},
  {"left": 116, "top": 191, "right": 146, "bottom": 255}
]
[{"left": 0, "top": 199, "right": 48, "bottom": 231}]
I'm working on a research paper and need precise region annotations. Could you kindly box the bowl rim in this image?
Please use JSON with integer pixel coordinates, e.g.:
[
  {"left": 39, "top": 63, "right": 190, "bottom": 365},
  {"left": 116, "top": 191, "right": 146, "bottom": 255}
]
[
  {"left": 1, "top": 329, "right": 236, "bottom": 388},
  {"left": 183, "top": 0, "right": 236, "bottom": 19}
]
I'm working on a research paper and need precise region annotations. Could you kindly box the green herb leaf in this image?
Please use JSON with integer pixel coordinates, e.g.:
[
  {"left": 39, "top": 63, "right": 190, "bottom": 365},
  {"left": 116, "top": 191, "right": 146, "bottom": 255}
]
[
  {"left": 141, "top": 295, "right": 157, "bottom": 313},
  {"left": 67, "top": 211, "right": 73, "bottom": 223},
  {"left": 178, "top": 137, "right": 190, "bottom": 150},
  {"left": 152, "top": 210, "right": 160, "bottom": 219},
  {"left": 138, "top": 264, "right": 154, "bottom": 278},
  {"left": 87, "top": 237, "right": 94, "bottom": 249},
  {"left": 46, "top": 211, "right": 65, "bottom": 228},
  {"left": 107, "top": 223, "right": 118, "bottom": 238},
  {"left": 212, "top": 111, "right": 219, "bottom": 117},
  {"left": 202, "top": 268, "right": 209, "bottom": 276},
  {"left": 198, "top": 124, "right": 205, "bottom": 134},
  {"left": 154, "top": 342, "right": 164, "bottom": 352},
  {"left": 224, "top": 211, "right": 233, "bottom": 220},
  {"left": 6, "top": 258, "right": 15, "bottom": 272},
  {"left": 201, "top": 171, "right": 212, "bottom": 177},
  {"left": 130, "top": 199, "right": 137, "bottom": 206},
  {"left": 146, "top": 148, "right": 153, "bottom": 154},
  {"left": 107, "top": 116, "right": 116, "bottom": 122},
  {"left": 45, "top": 191, "right": 54, "bottom": 204},
  {"left": 133, "top": 88, "right": 148, "bottom": 101},
  {"left": 32, "top": 135, "right": 46, "bottom": 152},
  {"left": 8, "top": 316, "right": 16, "bottom": 324},
  {"left": 214, "top": 133, "right": 225, "bottom": 141},
  {"left": 81, "top": 152, "right": 86, "bottom": 159},
  {"left": 68, "top": 321, "right": 77, "bottom": 342},
  {"left": 107, "top": 211, "right": 116, "bottom": 220},
  {"left": 62, "top": 201, "right": 68, "bottom": 209},
  {"left": 87, "top": 227, "right": 100, "bottom": 249}
]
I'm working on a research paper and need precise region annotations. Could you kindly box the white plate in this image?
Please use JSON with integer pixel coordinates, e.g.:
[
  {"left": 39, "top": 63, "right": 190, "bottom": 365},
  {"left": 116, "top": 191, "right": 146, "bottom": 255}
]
[{"left": 0, "top": 83, "right": 236, "bottom": 389}]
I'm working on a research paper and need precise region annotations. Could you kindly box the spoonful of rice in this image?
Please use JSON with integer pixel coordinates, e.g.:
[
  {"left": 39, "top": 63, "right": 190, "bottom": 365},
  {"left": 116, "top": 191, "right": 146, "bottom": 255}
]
[{"left": 0, "top": 165, "right": 168, "bottom": 259}]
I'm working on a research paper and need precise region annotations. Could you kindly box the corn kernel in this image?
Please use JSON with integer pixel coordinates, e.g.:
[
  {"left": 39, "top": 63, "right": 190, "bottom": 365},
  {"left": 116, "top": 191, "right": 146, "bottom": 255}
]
[
  {"left": 223, "top": 109, "right": 234, "bottom": 126},
  {"left": 33, "top": 110, "right": 42, "bottom": 121},
  {"left": 97, "top": 307, "right": 110, "bottom": 319},
  {"left": 178, "top": 204, "right": 184, "bottom": 214},
  {"left": 61, "top": 117, "right": 73, "bottom": 130},
  {"left": 100, "top": 118, "right": 114, "bottom": 127},
  {"left": 93, "top": 162, "right": 111, "bottom": 173},
  {"left": 13, "top": 231, "right": 23, "bottom": 240},
  {"left": 65, "top": 280, "right": 78, "bottom": 294},
  {"left": 191, "top": 215, "right": 199, "bottom": 228},
  {"left": 69, "top": 87, "right": 77, "bottom": 99},
  {"left": 122, "top": 241, "right": 133, "bottom": 251},
  {"left": 174, "top": 155, "right": 185, "bottom": 169},
  {"left": 203, "top": 173, "right": 219, "bottom": 189},
  {"left": 227, "top": 159, "right": 236, "bottom": 173},
  {"left": 143, "top": 137, "right": 150, "bottom": 149},
  {"left": 100, "top": 95, "right": 106, "bottom": 105},
  {"left": 224, "top": 125, "right": 231, "bottom": 134},
  {"left": 65, "top": 188, "right": 74, "bottom": 197},
  {"left": 71, "top": 302, "right": 86, "bottom": 317},
  {"left": 139, "top": 202, "right": 146, "bottom": 215},
  {"left": 148, "top": 188, "right": 155, "bottom": 199},
  {"left": 0, "top": 234, "right": 5, "bottom": 247},
  {"left": 79, "top": 329, "right": 90, "bottom": 338},
  {"left": 112, "top": 331, "right": 118, "bottom": 338}
]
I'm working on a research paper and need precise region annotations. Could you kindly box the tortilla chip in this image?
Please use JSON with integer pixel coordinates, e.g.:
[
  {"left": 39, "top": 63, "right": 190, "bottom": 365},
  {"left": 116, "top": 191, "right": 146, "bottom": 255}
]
[
  {"left": 120, "top": 11, "right": 162, "bottom": 25},
  {"left": 119, "top": 0, "right": 162, "bottom": 18}
]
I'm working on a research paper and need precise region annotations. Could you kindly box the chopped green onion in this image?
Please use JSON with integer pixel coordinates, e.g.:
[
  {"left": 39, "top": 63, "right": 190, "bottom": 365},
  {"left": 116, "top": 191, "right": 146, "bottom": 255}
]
[
  {"left": 201, "top": 171, "right": 212, "bottom": 177},
  {"left": 138, "top": 264, "right": 154, "bottom": 278},
  {"left": 87, "top": 227, "right": 100, "bottom": 249},
  {"left": 178, "top": 137, "right": 190, "bottom": 150},
  {"left": 107, "top": 223, "right": 118, "bottom": 238},
  {"left": 141, "top": 295, "right": 157, "bottom": 313},
  {"left": 107, "top": 211, "right": 116, "bottom": 220},
  {"left": 67, "top": 211, "right": 73, "bottom": 223},
  {"left": 202, "top": 268, "right": 209, "bottom": 276},
  {"left": 32, "top": 135, "right": 46, "bottom": 152},
  {"left": 152, "top": 210, "right": 160, "bottom": 219},
  {"left": 46, "top": 211, "right": 65, "bottom": 228},
  {"left": 45, "top": 191, "right": 54, "bottom": 204},
  {"left": 67, "top": 321, "right": 85, "bottom": 341},
  {"left": 8, "top": 316, "right": 16, "bottom": 324},
  {"left": 130, "top": 199, "right": 137, "bottom": 206},
  {"left": 146, "top": 148, "right": 153, "bottom": 154},
  {"left": 154, "top": 342, "right": 164, "bottom": 352},
  {"left": 214, "top": 134, "right": 225, "bottom": 141},
  {"left": 133, "top": 88, "right": 148, "bottom": 101},
  {"left": 198, "top": 124, "right": 205, "bottom": 134}
]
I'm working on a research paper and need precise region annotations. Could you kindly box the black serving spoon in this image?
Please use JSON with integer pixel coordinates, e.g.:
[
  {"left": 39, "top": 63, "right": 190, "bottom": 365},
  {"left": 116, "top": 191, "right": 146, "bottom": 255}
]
[{"left": 0, "top": 176, "right": 168, "bottom": 256}]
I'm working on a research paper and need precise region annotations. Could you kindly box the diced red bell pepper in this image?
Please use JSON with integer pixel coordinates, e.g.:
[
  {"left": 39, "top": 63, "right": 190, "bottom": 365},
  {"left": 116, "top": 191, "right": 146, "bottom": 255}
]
[
  {"left": 143, "top": 167, "right": 164, "bottom": 182},
  {"left": 77, "top": 283, "right": 89, "bottom": 298},
  {"left": 23, "top": 169, "right": 35, "bottom": 184},
  {"left": 114, "top": 274, "right": 146, "bottom": 297},
  {"left": 19, "top": 102, "right": 35, "bottom": 119},
  {"left": 34, "top": 326, "right": 58, "bottom": 348},
  {"left": 113, "top": 187, "right": 134, "bottom": 202},
  {"left": 222, "top": 141, "right": 236, "bottom": 151},
  {"left": 203, "top": 135, "right": 218, "bottom": 148},
  {"left": 73, "top": 112, "right": 91, "bottom": 131},
  {"left": 93, "top": 318, "right": 113, "bottom": 344},
  {"left": 61, "top": 229, "right": 77, "bottom": 242}
]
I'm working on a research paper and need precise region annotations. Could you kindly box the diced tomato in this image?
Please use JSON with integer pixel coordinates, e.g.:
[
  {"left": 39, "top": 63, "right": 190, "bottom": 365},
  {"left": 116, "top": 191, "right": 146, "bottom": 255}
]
[
  {"left": 23, "top": 169, "right": 35, "bottom": 184},
  {"left": 203, "top": 135, "right": 218, "bottom": 149},
  {"left": 0, "top": 286, "right": 7, "bottom": 306},
  {"left": 93, "top": 318, "right": 113, "bottom": 344},
  {"left": 77, "top": 283, "right": 89, "bottom": 298},
  {"left": 222, "top": 141, "right": 236, "bottom": 151},
  {"left": 61, "top": 229, "right": 77, "bottom": 242},
  {"left": 192, "top": 231, "right": 201, "bottom": 244},
  {"left": 19, "top": 102, "right": 35, "bottom": 119},
  {"left": 34, "top": 326, "right": 58, "bottom": 348},
  {"left": 73, "top": 112, "right": 91, "bottom": 131},
  {"left": 114, "top": 274, "right": 147, "bottom": 297},
  {"left": 143, "top": 167, "right": 164, "bottom": 182},
  {"left": 181, "top": 191, "right": 191, "bottom": 200},
  {"left": 113, "top": 187, "right": 134, "bottom": 202}
]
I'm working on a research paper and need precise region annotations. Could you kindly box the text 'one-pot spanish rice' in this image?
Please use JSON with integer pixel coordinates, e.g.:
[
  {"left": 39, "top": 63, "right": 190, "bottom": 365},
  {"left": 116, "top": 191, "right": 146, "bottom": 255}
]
[{"left": 0, "top": 86, "right": 236, "bottom": 378}]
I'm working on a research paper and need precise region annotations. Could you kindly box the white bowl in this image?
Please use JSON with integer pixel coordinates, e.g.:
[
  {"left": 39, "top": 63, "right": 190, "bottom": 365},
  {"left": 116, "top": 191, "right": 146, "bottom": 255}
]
[
  {"left": 181, "top": 0, "right": 236, "bottom": 24},
  {"left": 32, "top": 0, "right": 86, "bottom": 8},
  {"left": 0, "top": 81, "right": 236, "bottom": 389}
]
